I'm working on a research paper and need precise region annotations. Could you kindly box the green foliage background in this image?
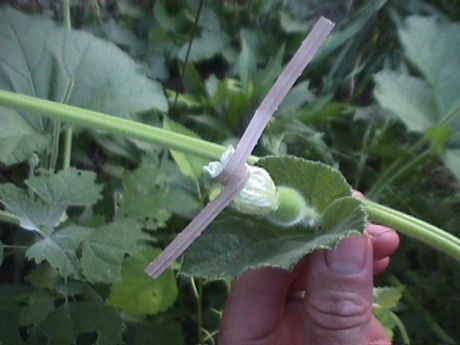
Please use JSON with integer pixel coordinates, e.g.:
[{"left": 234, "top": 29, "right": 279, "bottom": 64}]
[{"left": 0, "top": 0, "right": 459, "bottom": 344}]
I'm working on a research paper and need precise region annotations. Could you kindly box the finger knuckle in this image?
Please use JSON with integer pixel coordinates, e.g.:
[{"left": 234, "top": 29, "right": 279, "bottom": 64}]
[{"left": 306, "top": 288, "right": 371, "bottom": 331}]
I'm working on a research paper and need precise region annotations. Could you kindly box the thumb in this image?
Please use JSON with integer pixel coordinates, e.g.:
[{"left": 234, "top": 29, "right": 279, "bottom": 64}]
[{"left": 304, "top": 236, "right": 373, "bottom": 345}]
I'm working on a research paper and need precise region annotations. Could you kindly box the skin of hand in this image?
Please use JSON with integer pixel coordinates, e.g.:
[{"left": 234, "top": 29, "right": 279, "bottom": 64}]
[{"left": 219, "top": 192, "right": 400, "bottom": 345}]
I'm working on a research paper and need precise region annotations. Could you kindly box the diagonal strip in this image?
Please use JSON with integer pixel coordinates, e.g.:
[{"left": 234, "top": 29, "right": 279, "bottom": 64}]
[{"left": 145, "top": 17, "right": 335, "bottom": 279}]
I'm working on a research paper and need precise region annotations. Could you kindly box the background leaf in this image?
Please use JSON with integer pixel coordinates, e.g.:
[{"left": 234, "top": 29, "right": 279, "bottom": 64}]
[
  {"left": 80, "top": 219, "right": 145, "bottom": 283},
  {"left": 0, "top": 184, "right": 65, "bottom": 232},
  {"left": 25, "top": 168, "right": 102, "bottom": 207},
  {"left": 0, "top": 6, "right": 168, "bottom": 165},
  {"left": 0, "top": 297, "right": 24, "bottom": 345},
  {"left": 117, "top": 155, "right": 172, "bottom": 230},
  {"left": 0, "top": 108, "right": 49, "bottom": 165},
  {"left": 374, "top": 71, "right": 437, "bottom": 132},
  {"left": 109, "top": 248, "right": 178, "bottom": 316},
  {"left": 31, "top": 303, "right": 124, "bottom": 345},
  {"left": 163, "top": 117, "right": 208, "bottom": 181}
]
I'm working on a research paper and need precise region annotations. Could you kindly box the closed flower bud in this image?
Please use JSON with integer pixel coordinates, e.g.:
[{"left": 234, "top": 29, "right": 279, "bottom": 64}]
[{"left": 204, "top": 147, "right": 278, "bottom": 216}]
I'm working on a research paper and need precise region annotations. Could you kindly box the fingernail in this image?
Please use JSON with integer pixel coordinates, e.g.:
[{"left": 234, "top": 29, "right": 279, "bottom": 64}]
[{"left": 326, "top": 236, "right": 367, "bottom": 275}]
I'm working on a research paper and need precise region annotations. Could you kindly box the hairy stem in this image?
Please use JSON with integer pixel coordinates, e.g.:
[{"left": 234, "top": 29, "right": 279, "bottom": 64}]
[
  {"left": 363, "top": 200, "right": 460, "bottom": 261},
  {"left": 0, "top": 90, "right": 253, "bottom": 163},
  {"left": 0, "top": 91, "right": 460, "bottom": 261}
]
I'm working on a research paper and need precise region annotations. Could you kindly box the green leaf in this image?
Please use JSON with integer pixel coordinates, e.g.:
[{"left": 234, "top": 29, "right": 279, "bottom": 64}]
[
  {"left": 19, "top": 291, "right": 56, "bottom": 327},
  {"left": 443, "top": 149, "right": 460, "bottom": 181},
  {"left": 124, "top": 317, "right": 185, "bottom": 345},
  {"left": 237, "top": 38, "right": 257, "bottom": 91},
  {"left": 26, "top": 226, "right": 91, "bottom": 278},
  {"left": 0, "top": 297, "right": 24, "bottom": 345},
  {"left": 31, "top": 303, "right": 124, "bottom": 345},
  {"left": 25, "top": 168, "right": 102, "bottom": 207},
  {"left": 0, "top": 183, "right": 65, "bottom": 232},
  {"left": 182, "top": 156, "right": 366, "bottom": 278},
  {"left": 399, "top": 16, "right": 460, "bottom": 117},
  {"left": 109, "top": 248, "right": 178, "bottom": 316},
  {"left": 0, "top": 169, "right": 102, "bottom": 233},
  {"left": 25, "top": 263, "right": 60, "bottom": 290},
  {"left": 425, "top": 125, "right": 453, "bottom": 155},
  {"left": 0, "top": 107, "right": 49, "bottom": 166},
  {"left": 117, "top": 155, "right": 171, "bottom": 230},
  {"left": 373, "top": 286, "right": 404, "bottom": 309},
  {"left": 178, "top": 30, "right": 229, "bottom": 62},
  {"left": 163, "top": 117, "right": 208, "bottom": 181},
  {"left": 26, "top": 219, "right": 144, "bottom": 282},
  {"left": 80, "top": 219, "right": 145, "bottom": 283},
  {"left": 0, "top": 6, "right": 167, "bottom": 165},
  {"left": 374, "top": 71, "right": 438, "bottom": 132},
  {"left": 373, "top": 286, "right": 407, "bottom": 342}
]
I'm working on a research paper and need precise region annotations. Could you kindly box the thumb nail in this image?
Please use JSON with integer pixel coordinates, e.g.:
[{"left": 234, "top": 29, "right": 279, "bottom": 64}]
[{"left": 326, "top": 236, "right": 367, "bottom": 275}]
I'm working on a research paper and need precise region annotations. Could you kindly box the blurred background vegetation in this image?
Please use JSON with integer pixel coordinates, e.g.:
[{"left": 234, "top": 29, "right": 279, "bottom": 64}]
[{"left": 0, "top": 0, "right": 459, "bottom": 344}]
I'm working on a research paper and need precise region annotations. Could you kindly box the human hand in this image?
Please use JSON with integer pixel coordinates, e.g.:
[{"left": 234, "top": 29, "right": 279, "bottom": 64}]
[{"left": 219, "top": 192, "right": 399, "bottom": 345}]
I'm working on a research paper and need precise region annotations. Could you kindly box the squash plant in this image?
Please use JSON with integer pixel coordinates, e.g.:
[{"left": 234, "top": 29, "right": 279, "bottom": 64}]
[{"left": 0, "top": 3, "right": 459, "bottom": 345}]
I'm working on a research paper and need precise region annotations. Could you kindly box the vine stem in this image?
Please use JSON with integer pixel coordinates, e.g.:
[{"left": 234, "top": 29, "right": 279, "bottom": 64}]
[
  {"left": 363, "top": 200, "right": 460, "bottom": 261},
  {"left": 0, "top": 90, "right": 251, "bottom": 163},
  {"left": 62, "top": 0, "right": 72, "bottom": 169},
  {"left": 0, "top": 91, "right": 460, "bottom": 261}
]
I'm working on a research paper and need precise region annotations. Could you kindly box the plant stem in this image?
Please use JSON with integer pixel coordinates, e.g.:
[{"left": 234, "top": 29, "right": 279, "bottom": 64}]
[
  {"left": 62, "top": 0, "right": 73, "bottom": 169},
  {"left": 63, "top": 128, "right": 72, "bottom": 169},
  {"left": 63, "top": 0, "right": 71, "bottom": 30},
  {"left": 368, "top": 138, "right": 427, "bottom": 198},
  {"left": 3, "top": 245, "right": 28, "bottom": 249},
  {"left": 0, "top": 210, "right": 19, "bottom": 225},
  {"left": 1, "top": 91, "right": 460, "bottom": 262},
  {"left": 363, "top": 200, "right": 460, "bottom": 261},
  {"left": 191, "top": 277, "right": 204, "bottom": 344},
  {"left": 0, "top": 90, "right": 256, "bottom": 163}
]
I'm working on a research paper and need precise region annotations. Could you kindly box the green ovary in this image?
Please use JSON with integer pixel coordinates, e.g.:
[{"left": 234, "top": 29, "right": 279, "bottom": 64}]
[{"left": 268, "top": 186, "right": 318, "bottom": 228}]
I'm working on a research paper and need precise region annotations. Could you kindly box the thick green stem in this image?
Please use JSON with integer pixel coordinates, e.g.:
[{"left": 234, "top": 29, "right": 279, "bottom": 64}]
[
  {"left": 62, "top": 0, "right": 73, "bottom": 169},
  {"left": 63, "top": 128, "right": 72, "bottom": 169},
  {"left": 0, "top": 91, "right": 459, "bottom": 262},
  {"left": 0, "top": 91, "right": 253, "bottom": 163},
  {"left": 364, "top": 200, "right": 460, "bottom": 261}
]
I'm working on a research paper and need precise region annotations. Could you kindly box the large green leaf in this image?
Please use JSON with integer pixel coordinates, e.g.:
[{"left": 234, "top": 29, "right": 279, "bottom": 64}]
[
  {"left": 374, "top": 71, "right": 437, "bottom": 132},
  {"left": 0, "top": 297, "right": 24, "bottom": 345},
  {"left": 182, "top": 156, "right": 366, "bottom": 278},
  {"left": 0, "top": 168, "right": 102, "bottom": 233},
  {"left": 0, "top": 184, "right": 65, "bottom": 233},
  {"left": 374, "top": 15, "right": 460, "bottom": 180},
  {"left": 109, "top": 248, "right": 178, "bottom": 316},
  {"left": 26, "top": 225, "right": 90, "bottom": 278},
  {"left": 26, "top": 219, "right": 145, "bottom": 282},
  {"left": 399, "top": 16, "right": 460, "bottom": 117},
  {"left": 0, "top": 108, "right": 49, "bottom": 165},
  {"left": 0, "top": 6, "right": 168, "bottom": 165},
  {"left": 80, "top": 219, "right": 145, "bottom": 283},
  {"left": 117, "top": 155, "right": 171, "bottom": 230},
  {"left": 31, "top": 303, "right": 124, "bottom": 345},
  {"left": 25, "top": 168, "right": 102, "bottom": 207},
  {"left": 19, "top": 291, "right": 56, "bottom": 327}
]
